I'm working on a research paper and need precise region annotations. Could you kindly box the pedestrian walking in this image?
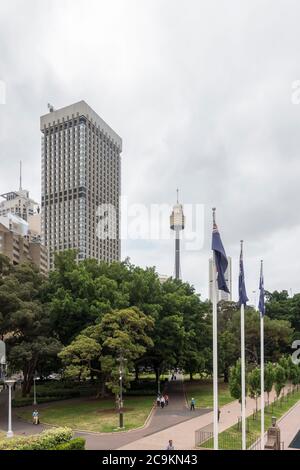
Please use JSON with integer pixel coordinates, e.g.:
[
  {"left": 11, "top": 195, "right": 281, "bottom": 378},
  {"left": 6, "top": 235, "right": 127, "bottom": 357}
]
[
  {"left": 164, "top": 394, "right": 169, "bottom": 406},
  {"left": 190, "top": 397, "right": 195, "bottom": 411},
  {"left": 156, "top": 394, "right": 161, "bottom": 407},
  {"left": 166, "top": 439, "right": 175, "bottom": 450},
  {"left": 160, "top": 395, "right": 165, "bottom": 409},
  {"left": 218, "top": 408, "right": 221, "bottom": 422}
]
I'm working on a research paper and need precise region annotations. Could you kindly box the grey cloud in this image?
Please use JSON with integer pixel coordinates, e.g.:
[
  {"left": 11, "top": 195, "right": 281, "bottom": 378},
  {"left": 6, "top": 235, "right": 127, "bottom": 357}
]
[{"left": 0, "top": 0, "right": 300, "bottom": 298}]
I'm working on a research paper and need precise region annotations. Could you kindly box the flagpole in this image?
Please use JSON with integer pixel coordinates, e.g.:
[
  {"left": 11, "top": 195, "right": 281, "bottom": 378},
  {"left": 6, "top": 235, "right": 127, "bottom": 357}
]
[
  {"left": 240, "top": 240, "right": 246, "bottom": 450},
  {"left": 212, "top": 208, "right": 219, "bottom": 450},
  {"left": 260, "top": 260, "right": 265, "bottom": 450}
]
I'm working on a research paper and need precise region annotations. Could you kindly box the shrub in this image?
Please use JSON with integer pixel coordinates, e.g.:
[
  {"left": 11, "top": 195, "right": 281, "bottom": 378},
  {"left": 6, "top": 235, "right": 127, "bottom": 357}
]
[
  {"left": 0, "top": 427, "right": 73, "bottom": 450},
  {"left": 55, "top": 437, "right": 85, "bottom": 450},
  {"left": 12, "top": 395, "right": 76, "bottom": 407}
]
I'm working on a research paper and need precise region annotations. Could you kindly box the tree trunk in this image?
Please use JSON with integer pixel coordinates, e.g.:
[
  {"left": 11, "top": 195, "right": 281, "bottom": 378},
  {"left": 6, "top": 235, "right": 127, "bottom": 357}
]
[
  {"left": 135, "top": 366, "right": 139, "bottom": 382},
  {"left": 224, "top": 367, "right": 229, "bottom": 383},
  {"left": 189, "top": 372, "right": 193, "bottom": 381},
  {"left": 22, "top": 360, "right": 37, "bottom": 397},
  {"left": 155, "top": 367, "right": 159, "bottom": 385}
]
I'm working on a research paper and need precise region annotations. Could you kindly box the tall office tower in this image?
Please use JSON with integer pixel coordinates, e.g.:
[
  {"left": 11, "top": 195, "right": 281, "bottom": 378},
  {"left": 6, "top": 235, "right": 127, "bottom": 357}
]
[
  {"left": 0, "top": 162, "right": 39, "bottom": 221},
  {"left": 170, "top": 190, "right": 185, "bottom": 280},
  {"left": 209, "top": 256, "right": 232, "bottom": 302},
  {"left": 41, "top": 101, "right": 122, "bottom": 269}
]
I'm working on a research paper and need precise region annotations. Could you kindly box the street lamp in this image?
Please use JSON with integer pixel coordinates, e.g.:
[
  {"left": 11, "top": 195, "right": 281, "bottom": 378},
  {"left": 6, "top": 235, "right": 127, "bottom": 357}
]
[
  {"left": 5, "top": 379, "right": 15, "bottom": 438},
  {"left": 33, "top": 372, "right": 38, "bottom": 406},
  {"left": 117, "top": 355, "right": 127, "bottom": 429}
]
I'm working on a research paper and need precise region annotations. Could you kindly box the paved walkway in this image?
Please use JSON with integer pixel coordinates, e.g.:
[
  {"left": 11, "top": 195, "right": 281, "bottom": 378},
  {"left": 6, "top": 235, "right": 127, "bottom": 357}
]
[
  {"left": 118, "top": 386, "right": 290, "bottom": 450},
  {"left": 277, "top": 398, "right": 300, "bottom": 450},
  {"left": 80, "top": 375, "right": 210, "bottom": 450},
  {"left": 0, "top": 375, "right": 210, "bottom": 450}
]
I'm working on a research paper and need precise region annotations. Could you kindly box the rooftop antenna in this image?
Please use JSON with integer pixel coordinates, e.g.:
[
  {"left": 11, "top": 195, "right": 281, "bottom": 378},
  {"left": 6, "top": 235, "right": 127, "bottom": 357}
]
[
  {"left": 176, "top": 188, "right": 179, "bottom": 204},
  {"left": 19, "top": 160, "right": 22, "bottom": 191}
]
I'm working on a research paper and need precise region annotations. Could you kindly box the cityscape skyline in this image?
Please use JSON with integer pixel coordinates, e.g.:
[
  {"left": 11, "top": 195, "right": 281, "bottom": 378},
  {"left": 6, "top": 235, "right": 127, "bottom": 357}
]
[{"left": 1, "top": 1, "right": 300, "bottom": 300}]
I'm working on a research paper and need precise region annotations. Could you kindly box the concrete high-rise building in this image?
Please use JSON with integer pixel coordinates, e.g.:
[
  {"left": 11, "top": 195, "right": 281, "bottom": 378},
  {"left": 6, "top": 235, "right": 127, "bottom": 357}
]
[
  {"left": 40, "top": 101, "right": 122, "bottom": 269},
  {"left": 209, "top": 256, "right": 232, "bottom": 302},
  {"left": 170, "top": 190, "right": 185, "bottom": 280}
]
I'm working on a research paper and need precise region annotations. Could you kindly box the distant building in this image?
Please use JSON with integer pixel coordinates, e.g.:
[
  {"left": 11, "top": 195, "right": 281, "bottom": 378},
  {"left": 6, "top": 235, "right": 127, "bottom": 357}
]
[
  {"left": 0, "top": 213, "right": 48, "bottom": 275},
  {"left": 0, "top": 163, "right": 39, "bottom": 221},
  {"left": 40, "top": 100, "right": 122, "bottom": 269},
  {"left": 158, "top": 274, "right": 170, "bottom": 284},
  {"left": 209, "top": 256, "right": 232, "bottom": 302}
]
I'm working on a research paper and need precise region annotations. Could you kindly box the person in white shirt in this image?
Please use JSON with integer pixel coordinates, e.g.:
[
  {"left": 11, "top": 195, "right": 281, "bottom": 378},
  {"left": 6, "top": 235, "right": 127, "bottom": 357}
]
[{"left": 166, "top": 439, "right": 175, "bottom": 450}]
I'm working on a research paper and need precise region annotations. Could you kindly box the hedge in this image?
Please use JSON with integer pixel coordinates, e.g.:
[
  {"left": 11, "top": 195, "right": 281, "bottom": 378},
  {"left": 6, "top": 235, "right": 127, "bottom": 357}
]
[
  {"left": 55, "top": 437, "right": 85, "bottom": 450},
  {"left": 12, "top": 395, "right": 77, "bottom": 407},
  {"left": 0, "top": 427, "right": 74, "bottom": 450}
]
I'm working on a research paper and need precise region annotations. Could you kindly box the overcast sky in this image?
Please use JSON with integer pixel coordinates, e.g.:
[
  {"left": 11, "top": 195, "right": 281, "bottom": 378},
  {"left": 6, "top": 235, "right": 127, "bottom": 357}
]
[{"left": 0, "top": 0, "right": 300, "bottom": 300}]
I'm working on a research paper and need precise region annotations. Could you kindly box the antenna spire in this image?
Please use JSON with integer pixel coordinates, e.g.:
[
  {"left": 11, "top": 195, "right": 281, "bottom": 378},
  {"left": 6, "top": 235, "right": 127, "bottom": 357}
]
[
  {"left": 19, "top": 160, "right": 22, "bottom": 191},
  {"left": 176, "top": 188, "right": 179, "bottom": 203}
]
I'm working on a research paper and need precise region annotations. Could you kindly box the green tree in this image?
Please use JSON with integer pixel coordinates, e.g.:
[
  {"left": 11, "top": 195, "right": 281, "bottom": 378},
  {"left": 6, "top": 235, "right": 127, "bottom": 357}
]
[
  {"left": 248, "top": 367, "right": 261, "bottom": 412},
  {"left": 264, "top": 362, "right": 275, "bottom": 405},
  {"left": 0, "top": 263, "right": 61, "bottom": 396},
  {"left": 59, "top": 307, "right": 154, "bottom": 396},
  {"left": 229, "top": 359, "right": 242, "bottom": 404},
  {"left": 274, "top": 364, "right": 286, "bottom": 399},
  {"left": 58, "top": 335, "right": 102, "bottom": 381}
]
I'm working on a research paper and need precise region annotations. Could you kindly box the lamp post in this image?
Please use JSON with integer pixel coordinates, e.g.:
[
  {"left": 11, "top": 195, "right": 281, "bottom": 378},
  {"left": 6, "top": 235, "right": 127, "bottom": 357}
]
[
  {"left": 33, "top": 372, "right": 38, "bottom": 406},
  {"left": 118, "top": 355, "right": 126, "bottom": 429},
  {"left": 5, "top": 379, "right": 15, "bottom": 438}
]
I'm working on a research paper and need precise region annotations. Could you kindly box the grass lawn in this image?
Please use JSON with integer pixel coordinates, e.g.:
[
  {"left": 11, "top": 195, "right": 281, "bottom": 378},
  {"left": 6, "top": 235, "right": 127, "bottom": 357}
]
[
  {"left": 16, "top": 396, "right": 154, "bottom": 433},
  {"left": 200, "top": 389, "right": 300, "bottom": 449},
  {"left": 185, "top": 379, "right": 232, "bottom": 408}
]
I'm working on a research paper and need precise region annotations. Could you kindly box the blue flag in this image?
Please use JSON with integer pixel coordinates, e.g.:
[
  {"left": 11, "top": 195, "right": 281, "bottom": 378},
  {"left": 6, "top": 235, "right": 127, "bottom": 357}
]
[
  {"left": 212, "top": 220, "right": 230, "bottom": 293},
  {"left": 258, "top": 261, "right": 265, "bottom": 316},
  {"left": 238, "top": 243, "right": 248, "bottom": 306}
]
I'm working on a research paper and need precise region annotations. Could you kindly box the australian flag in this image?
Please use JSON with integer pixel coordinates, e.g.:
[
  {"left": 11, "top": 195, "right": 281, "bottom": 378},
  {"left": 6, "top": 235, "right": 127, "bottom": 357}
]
[
  {"left": 212, "top": 220, "right": 230, "bottom": 293},
  {"left": 238, "top": 244, "right": 248, "bottom": 306},
  {"left": 258, "top": 261, "right": 265, "bottom": 316}
]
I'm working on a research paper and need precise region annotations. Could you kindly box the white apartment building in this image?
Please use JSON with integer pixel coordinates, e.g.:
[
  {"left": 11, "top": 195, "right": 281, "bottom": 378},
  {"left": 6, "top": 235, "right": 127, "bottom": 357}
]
[{"left": 0, "top": 189, "right": 39, "bottom": 221}]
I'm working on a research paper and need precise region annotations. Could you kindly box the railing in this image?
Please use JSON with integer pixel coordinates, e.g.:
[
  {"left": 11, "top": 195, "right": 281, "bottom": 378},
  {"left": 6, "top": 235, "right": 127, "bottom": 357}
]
[{"left": 195, "top": 427, "right": 262, "bottom": 450}]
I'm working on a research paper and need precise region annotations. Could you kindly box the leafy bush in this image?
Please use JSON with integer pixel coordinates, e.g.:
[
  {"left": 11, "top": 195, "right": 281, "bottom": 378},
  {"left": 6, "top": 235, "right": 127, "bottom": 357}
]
[
  {"left": 0, "top": 427, "right": 73, "bottom": 450},
  {"left": 12, "top": 381, "right": 99, "bottom": 407},
  {"left": 55, "top": 437, "right": 85, "bottom": 450}
]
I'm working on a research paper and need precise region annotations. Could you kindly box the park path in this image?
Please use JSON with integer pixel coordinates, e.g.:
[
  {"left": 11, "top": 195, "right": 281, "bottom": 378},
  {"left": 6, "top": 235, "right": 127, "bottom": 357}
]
[
  {"left": 80, "top": 374, "right": 210, "bottom": 450},
  {"left": 276, "top": 398, "right": 300, "bottom": 450},
  {"left": 118, "top": 385, "right": 290, "bottom": 450},
  {"left": 0, "top": 374, "right": 210, "bottom": 450}
]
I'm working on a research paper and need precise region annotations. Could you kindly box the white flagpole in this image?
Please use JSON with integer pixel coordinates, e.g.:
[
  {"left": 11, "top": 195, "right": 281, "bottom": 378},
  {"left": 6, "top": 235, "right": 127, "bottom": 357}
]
[
  {"left": 241, "top": 301, "right": 246, "bottom": 449},
  {"left": 260, "top": 260, "right": 265, "bottom": 450},
  {"left": 240, "top": 240, "right": 246, "bottom": 450},
  {"left": 260, "top": 311, "right": 265, "bottom": 449},
  {"left": 212, "top": 208, "right": 218, "bottom": 450}
]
